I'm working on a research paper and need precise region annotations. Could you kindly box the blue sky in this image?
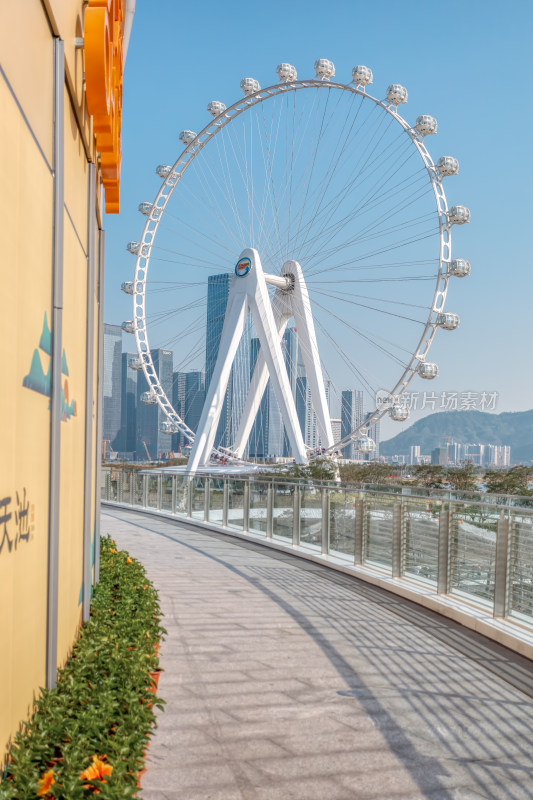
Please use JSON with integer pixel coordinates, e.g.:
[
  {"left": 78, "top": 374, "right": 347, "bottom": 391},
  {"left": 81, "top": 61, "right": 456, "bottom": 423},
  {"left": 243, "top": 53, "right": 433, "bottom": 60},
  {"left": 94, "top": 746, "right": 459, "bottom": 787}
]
[{"left": 104, "top": 0, "right": 532, "bottom": 440}]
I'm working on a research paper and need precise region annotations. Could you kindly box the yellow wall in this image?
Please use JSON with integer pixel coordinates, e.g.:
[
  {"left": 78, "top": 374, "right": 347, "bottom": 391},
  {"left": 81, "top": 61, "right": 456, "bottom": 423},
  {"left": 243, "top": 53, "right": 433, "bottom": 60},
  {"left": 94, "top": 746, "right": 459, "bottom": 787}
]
[
  {"left": 0, "top": 72, "right": 53, "bottom": 757},
  {"left": 0, "top": 0, "right": 124, "bottom": 763}
]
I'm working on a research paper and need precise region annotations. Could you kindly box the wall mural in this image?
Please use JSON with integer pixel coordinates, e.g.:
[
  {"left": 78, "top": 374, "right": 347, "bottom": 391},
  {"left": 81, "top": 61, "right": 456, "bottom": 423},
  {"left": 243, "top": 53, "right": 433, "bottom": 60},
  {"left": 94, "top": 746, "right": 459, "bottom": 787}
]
[{"left": 23, "top": 313, "right": 77, "bottom": 421}]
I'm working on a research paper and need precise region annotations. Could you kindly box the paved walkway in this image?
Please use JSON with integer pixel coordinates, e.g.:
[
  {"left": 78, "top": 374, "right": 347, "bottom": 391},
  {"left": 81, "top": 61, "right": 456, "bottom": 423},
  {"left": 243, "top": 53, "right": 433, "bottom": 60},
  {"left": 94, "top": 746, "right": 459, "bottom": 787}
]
[{"left": 103, "top": 508, "right": 533, "bottom": 800}]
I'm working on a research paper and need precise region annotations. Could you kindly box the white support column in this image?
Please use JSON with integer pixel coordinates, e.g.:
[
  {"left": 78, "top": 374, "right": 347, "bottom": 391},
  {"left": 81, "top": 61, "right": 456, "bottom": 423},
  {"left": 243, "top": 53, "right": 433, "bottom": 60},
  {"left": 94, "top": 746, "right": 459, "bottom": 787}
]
[
  {"left": 188, "top": 292, "right": 248, "bottom": 471},
  {"left": 247, "top": 251, "right": 307, "bottom": 463},
  {"left": 285, "top": 260, "right": 334, "bottom": 450}
]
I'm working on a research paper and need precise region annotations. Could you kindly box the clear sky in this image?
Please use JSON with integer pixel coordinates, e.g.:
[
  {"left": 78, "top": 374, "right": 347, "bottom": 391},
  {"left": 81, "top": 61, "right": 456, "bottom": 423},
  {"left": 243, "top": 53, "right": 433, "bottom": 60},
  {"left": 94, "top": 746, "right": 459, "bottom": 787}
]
[{"left": 104, "top": 0, "right": 533, "bottom": 441}]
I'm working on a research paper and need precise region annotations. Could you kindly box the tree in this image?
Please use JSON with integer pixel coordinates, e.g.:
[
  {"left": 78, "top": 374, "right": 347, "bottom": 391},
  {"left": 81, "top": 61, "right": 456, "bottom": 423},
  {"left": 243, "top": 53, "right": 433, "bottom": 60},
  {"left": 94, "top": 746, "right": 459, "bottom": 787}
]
[
  {"left": 412, "top": 465, "right": 446, "bottom": 488},
  {"left": 484, "top": 466, "right": 533, "bottom": 496},
  {"left": 447, "top": 462, "right": 478, "bottom": 492},
  {"left": 339, "top": 462, "right": 393, "bottom": 485}
]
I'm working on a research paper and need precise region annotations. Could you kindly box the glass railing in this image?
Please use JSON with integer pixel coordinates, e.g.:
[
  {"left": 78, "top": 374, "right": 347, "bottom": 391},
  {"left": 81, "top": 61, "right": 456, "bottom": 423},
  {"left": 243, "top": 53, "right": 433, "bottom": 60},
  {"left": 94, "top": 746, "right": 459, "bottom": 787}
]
[{"left": 101, "top": 467, "right": 533, "bottom": 630}]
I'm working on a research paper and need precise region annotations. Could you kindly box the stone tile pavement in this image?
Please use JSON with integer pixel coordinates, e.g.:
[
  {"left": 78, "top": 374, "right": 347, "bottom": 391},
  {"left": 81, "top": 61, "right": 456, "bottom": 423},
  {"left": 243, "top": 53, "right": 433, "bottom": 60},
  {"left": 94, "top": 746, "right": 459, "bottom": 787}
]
[{"left": 102, "top": 508, "right": 533, "bottom": 800}]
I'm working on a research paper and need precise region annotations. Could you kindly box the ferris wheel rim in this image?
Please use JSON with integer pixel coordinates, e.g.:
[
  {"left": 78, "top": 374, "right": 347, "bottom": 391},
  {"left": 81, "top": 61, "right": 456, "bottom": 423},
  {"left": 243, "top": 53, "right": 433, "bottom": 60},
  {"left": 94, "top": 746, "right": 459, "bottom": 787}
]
[{"left": 130, "top": 76, "right": 455, "bottom": 462}]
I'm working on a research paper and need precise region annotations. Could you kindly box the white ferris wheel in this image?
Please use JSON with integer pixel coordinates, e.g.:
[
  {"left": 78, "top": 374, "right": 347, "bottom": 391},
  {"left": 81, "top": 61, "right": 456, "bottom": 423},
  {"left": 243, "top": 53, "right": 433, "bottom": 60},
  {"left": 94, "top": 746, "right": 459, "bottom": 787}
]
[{"left": 121, "top": 59, "right": 470, "bottom": 469}]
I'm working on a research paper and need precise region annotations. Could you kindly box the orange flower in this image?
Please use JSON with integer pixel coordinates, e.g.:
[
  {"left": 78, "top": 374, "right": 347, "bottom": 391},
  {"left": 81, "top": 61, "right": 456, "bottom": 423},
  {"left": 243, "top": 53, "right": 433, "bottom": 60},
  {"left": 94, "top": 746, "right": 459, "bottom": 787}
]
[
  {"left": 109, "top": 548, "right": 116, "bottom": 553},
  {"left": 126, "top": 557, "right": 132, "bottom": 564},
  {"left": 80, "top": 755, "right": 113, "bottom": 782},
  {"left": 37, "top": 769, "right": 55, "bottom": 796}
]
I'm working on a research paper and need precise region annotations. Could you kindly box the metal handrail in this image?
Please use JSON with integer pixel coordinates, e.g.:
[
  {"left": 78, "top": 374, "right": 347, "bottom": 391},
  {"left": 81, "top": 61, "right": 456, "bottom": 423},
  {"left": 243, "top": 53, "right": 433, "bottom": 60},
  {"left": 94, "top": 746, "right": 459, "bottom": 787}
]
[{"left": 102, "top": 466, "right": 533, "bottom": 639}]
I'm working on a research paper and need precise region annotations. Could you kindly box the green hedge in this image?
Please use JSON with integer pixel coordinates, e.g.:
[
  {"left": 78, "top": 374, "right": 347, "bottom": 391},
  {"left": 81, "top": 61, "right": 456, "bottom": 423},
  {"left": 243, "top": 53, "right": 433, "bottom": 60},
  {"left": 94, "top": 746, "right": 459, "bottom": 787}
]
[{"left": 0, "top": 535, "right": 166, "bottom": 799}]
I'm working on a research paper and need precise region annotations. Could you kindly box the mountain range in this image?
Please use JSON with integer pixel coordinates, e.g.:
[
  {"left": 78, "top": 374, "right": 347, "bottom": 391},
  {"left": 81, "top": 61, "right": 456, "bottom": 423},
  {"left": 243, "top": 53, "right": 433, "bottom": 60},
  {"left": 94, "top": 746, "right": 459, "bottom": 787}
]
[{"left": 380, "top": 409, "right": 533, "bottom": 463}]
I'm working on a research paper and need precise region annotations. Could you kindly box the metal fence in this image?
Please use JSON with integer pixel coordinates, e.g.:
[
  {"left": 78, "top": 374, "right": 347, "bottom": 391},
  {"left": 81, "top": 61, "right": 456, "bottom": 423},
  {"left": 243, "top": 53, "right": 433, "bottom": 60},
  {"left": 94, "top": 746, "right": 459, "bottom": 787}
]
[{"left": 101, "top": 467, "right": 533, "bottom": 629}]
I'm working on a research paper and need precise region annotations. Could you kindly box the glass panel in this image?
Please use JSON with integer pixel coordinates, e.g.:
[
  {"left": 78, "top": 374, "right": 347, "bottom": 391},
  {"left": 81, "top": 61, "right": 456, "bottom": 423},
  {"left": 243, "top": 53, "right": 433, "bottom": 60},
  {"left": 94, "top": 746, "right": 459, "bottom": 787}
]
[
  {"left": 101, "top": 468, "right": 110, "bottom": 500},
  {"left": 161, "top": 474, "right": 173, "bottom": 511},
  {"left": 208, "top": 479, "right": 225, "bottom": 525},
  {"left": 364, "top": 493, "right": 395, "bottom": 572},
  {"left": 174, "top": 477, "right": 189, "bottom": 515},
  {"left": 147, "top": 474, "right": 159, "bottom": 509},
  {"left": 191, "top": 477, "right": 206, "bottom": 520},
  {"left": 300, "top": 486, "right": 322, "bottom": 548},
  {"left": 121, "top": 469, "right": 134, "bottom": 504},
  {"left": 329, "top": 489, "right": 358, "bottom": 557},
  {"left": 403, "top": 497, "right": 441, "bottom": 586},
  {"left": 108, "top": 467, "right": 120, "bottom": 502},
  {"left": 273, "top": 482, "right": 293, "bottom": 540},
  {"left": 133, "top": 472, "right": 145, "bottom": 506},
  {"left": 449, "top": 503, "right": 496, "bottom": 608},
  {"left": 228, "top": 480, "right": 244, "bottom": 529},
  {"left": 249, "top": 480, "right": 268, "bottom": 535},
  {"left": 509, "top": 510, "right": 533, "bottom": 625}
]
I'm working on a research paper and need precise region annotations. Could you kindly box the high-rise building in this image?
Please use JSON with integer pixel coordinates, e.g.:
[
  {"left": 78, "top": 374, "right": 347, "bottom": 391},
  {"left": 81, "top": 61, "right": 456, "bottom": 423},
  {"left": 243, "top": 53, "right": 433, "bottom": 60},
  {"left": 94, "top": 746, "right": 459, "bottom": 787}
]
[
  {"left": 172, "top": 370, "right": 206, "bottom": 452},
  {"left": 249, "top": 328, "right": 299, "bottom": 459},
  {"left": 484, "top": 444, "right": 511, "bottom": 467},
  {"left": 205, "top": 273, "right": 250, "bottom": 449},
  {"left": 115, "top": 353, "right": 138, "bottom": 454},
  {"left": 249, "top": 337, "right": 269, "bottom": 458},
  {"left": 330, "top": 418, "right": 341, "bottom": 443},
  {"left": 136, "top": 349, "right": 173, "bottom": 459},
  {"left": 103, "top": 323, "right": 123, "bottom": 448},
  {"left": 409, "top": 445, "right": 421, "bottom": 466},
  {"left": 431, "top": 446, "right": 448, "bottom": 466},
  {"left": 341, "top": 390, "right": 364, "bottom": 459}
]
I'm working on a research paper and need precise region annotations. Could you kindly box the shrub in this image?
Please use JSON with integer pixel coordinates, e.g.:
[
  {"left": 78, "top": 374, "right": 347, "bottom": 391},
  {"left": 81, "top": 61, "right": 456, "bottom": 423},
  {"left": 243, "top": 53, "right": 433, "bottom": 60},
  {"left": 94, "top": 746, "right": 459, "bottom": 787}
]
[{"left": 0, "top": 536, "right": 166, "bottom": 799}]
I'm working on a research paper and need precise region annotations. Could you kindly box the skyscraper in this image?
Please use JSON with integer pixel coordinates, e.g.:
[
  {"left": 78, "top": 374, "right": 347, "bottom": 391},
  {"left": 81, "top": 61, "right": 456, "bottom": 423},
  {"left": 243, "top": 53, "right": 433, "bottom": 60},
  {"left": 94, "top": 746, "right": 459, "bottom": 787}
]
[
  {"left": 103, "top": 323, "right": 122, "bottom": 448},
  {"left": 136, "top": 348, "right": 173, "bottom": 459},
  {"left": 172, "top": 370, "right": 206, "bottom": 452},
  {"left": 249, "top": 337, "right": 269, "bottom": 459},
  {"left": 341, "top": 389, "right": 363, "bottom": 459},
  {"left": 205, "top": 273, "right": 250, "bottom": 449},
  {"left": 115, "top": 353, "right": 138, "bottom": 454}
]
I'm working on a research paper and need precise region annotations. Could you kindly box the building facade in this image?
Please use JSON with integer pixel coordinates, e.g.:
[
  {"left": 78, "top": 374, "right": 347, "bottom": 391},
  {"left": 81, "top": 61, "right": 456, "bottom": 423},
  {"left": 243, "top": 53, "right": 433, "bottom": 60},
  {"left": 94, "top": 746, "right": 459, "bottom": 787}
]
[
  {"left": 102, "top": 324, "right": 123, "bottom": 448},
  {"left": 0, "top": 0, "right": 133, "bottom": 762},
  {"left": 341, "top": 390, "right": 364, "bottom": 459},
  {"left": 136, "top": 349, "right": 173, "bottom": 459}
]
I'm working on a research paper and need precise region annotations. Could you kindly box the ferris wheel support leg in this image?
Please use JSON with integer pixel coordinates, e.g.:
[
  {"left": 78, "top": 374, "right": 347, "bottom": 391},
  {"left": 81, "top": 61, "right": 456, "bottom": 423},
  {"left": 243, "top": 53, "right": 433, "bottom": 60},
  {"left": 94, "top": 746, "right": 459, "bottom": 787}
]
[
  {"left": 232, "top": 307, "right": 291, "bottom": 459},
  {"left": 283, "top": 261, "right": 334, "bottom": 450},
  {"left": 247, "top": 252, "right": 307, "bottom": 463},
  {"left": 188, "top": 295, "right": 248, "bottom": 472}
]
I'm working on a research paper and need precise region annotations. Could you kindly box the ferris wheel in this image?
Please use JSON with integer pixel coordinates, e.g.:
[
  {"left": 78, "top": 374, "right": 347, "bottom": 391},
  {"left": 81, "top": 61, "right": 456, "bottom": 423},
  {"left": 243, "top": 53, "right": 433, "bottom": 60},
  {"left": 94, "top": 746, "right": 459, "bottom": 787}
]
[{"left": 121, "top": 58, "right": 470, "bottom": 468}]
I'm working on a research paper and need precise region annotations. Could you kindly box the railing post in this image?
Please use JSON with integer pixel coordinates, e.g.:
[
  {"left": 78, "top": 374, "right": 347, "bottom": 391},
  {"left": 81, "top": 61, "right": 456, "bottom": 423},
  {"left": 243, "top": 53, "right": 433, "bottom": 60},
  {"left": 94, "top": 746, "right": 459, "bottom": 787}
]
[
  {"left": 266, "top": 483, "right": 273, "bottom": 539},
  {"left": 171, "top": 475, "right": 176, "bottom": 514},
  {"left": 292, "top": 487, "right": 300, "bottom": 546},
  {"left": 142, "top": 473, "right": 148, "bottom": 508},
  {"left": 222, "top": 480, "right": 229, "bottom": 527},
  {"left": 494, "top": 510, "right": 510, "bottom": 618},
  {"left": 187, "top": 477, "right": 193, "bottom": 518},
  {"left": 392, "top": 501, "right": 403, "bottom": 578},
  {"left": 437, "top": 507, "right": 450, "bottom": 595},
  {"left": 116, "top": 469, "right": 123, "bottom": 504},
  {"left": 354, "top": 492, "right": 364, "bottom": 565},
  {"left": 204, "top": 478, "right": 210, "bottom": 522},
  {"left": 157, "top": 474, "right": 162, "bottom": 510},
  {"left": 243, "top": 481, "right": 250, "bottom": 532},
  {"left": 321, "top": 488, "right": 329, "bottom": 555}
]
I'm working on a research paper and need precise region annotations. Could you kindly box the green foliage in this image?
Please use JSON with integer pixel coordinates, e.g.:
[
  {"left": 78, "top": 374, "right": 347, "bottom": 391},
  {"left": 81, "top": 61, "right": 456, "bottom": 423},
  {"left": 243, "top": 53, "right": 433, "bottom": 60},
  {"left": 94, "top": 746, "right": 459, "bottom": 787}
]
[
  {"left": 265, "top": 458, "right": 338, "bottom": 482},
  {"left": 339, "top": 462, "right": 394, "bottom": 485},
  {"left": 412, "top": 465, "right": 446, "bottom": 488},
  {"left": 446, "top": 462, "right": 479, "bottom": 492},
  {"left": 484, "top": 465, "right": 533, "bottom": 497},
  {"left": 1, "top": 537, "right": 166, "bottom": 799}
]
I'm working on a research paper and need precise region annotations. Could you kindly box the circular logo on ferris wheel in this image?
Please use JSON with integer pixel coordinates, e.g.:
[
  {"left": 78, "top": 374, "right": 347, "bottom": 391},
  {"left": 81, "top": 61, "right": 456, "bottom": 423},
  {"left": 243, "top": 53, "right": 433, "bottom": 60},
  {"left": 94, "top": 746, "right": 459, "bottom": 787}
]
[{"left": 235, "top": 257, "right": 252, "bottom": 277}]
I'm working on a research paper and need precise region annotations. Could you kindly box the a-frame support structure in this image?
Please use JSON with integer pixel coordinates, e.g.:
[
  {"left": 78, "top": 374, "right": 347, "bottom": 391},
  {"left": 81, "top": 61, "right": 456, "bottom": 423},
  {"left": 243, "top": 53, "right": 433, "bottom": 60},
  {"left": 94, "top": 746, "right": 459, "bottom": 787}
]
[{"left": 188, "top": 248, "right": 333, "bottom": 471}]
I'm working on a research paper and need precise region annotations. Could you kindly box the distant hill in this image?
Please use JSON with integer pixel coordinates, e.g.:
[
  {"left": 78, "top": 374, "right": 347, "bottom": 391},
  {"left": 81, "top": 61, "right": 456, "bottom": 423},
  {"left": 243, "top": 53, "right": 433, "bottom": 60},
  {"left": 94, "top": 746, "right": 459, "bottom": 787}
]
[{"left": 380, "top": 409, "right": 533, "bottom": 463}]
